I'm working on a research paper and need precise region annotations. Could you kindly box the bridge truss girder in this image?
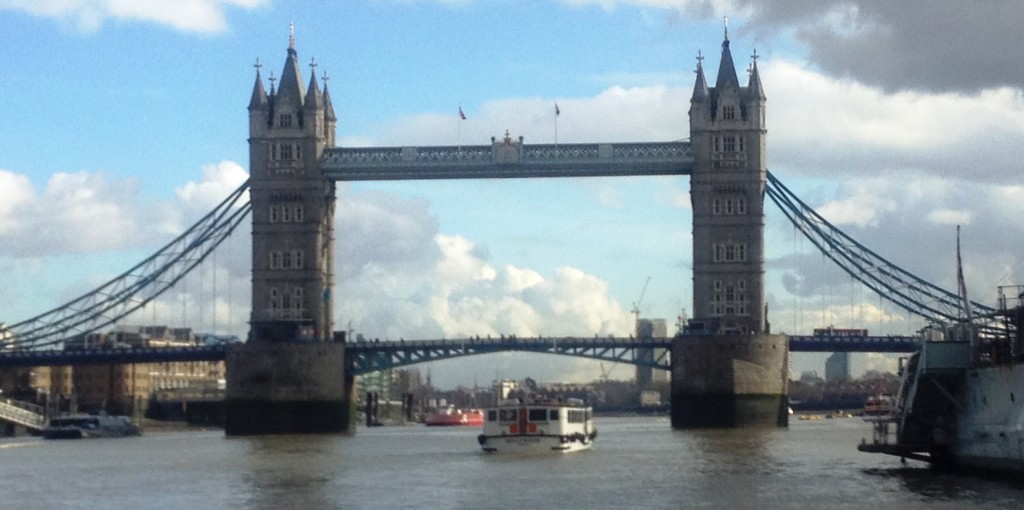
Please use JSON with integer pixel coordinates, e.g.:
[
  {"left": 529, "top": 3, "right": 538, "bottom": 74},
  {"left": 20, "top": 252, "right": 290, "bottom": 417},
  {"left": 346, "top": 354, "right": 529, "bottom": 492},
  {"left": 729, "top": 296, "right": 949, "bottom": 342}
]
[
  {"left": 345, "top": 337, "right": 672, "bottom": 376},
  {"left": 321, "top": 141, "right": 694, "bottom": 181}
]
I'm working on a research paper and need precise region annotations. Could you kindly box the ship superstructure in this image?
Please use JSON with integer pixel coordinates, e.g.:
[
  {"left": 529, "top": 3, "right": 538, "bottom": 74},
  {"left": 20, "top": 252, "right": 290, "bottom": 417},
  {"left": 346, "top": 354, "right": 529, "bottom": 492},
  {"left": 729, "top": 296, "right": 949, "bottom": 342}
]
[{"left": 859, "top": 285, "right": 1024, "bottom": 474}]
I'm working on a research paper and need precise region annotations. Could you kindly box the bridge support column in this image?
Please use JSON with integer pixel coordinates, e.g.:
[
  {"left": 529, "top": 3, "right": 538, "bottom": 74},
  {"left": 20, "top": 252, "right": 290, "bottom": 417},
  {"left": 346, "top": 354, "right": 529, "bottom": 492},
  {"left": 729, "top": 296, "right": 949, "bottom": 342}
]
[
  {"left": 670, "top": 334, "right": 789, "bottom": 428},
  {"left": 225, "top": 342, "right": 351, "bottom": 435}
]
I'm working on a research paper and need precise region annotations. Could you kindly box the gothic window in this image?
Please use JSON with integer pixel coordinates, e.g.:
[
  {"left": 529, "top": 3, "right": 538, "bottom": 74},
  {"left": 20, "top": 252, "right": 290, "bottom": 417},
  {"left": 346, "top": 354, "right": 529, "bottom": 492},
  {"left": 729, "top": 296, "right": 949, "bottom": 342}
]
[
  {"left": 712, "top": 199, "right": 721, "bottom": 215},
  {"left": 294, "top": 205, "right": 304, "bottom": 222},
  {"left": 723, "top": 105, "right": 736, "bottom": 120},
  {"left": 269, "top": 144, "right": 278, "bottom": 161},
  {"left": 713, "top": 136, "right": 720, "bottom": 153},
  {"left": 737, "top": 199, "right": 747, "bottom": 215},
  {"left": 281, "top": 206, "right": 291, "bottom": 222},
  {"left": 723, "top": 136, "right": 737, "bottom": 152},
  {"left": 738, "top": 136, "right": 745, "bottom": 152},
  {"left": 270, "top": 288, "right": 280, "bottom": 309},
  {"left": 282, "top": 252, "right": 293, "bottom": 269},
  {"left": 279, "top": 114, "right": 293, "bottom": 128},
  {"left": 738, "top": 279, "right": 746, "bottom": 291},
  {"left": 725, "top": 285, "right": 736, "bottom": 302},
  {"left": 725, "top": 199, "right": 734, "bottom": 215},
  {"left": 292, "top": 250, "right": 304, "bottom": 269},
  {"left": 282, "top": 293, "right": 292, "bottom": 310},
  {"left": 295, "top": 144, "right": 302, "bottom": 161},
  {"left": 280, "top": 144, "right": 293, "bottom": 161},
  {"left": 293, "top": 287, "right": 304, "bottom": 310},
  {"left": 713, "top": 243, "right": 748, "bottom": 263},
  {"left": 269, "top": 252, "right": 281, "bottom": 270},
  {"left": 269, "top": 205, "right": 279, "bottom": 223},
  {"left": 714, "top": 280, "right": 723, "bottom": 291}
]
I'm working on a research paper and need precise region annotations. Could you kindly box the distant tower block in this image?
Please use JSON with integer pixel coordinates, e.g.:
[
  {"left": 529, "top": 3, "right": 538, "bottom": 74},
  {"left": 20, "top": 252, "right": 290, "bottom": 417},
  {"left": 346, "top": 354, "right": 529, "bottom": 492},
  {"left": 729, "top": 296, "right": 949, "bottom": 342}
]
[
  {"left": 671, "top": 31, "right": 789, "bottom": 428},
  {"left": 225, "top": 32, "right": 350, "bottom": 435},
  {"left": 635, "top": 318, "right": 667, "bottom": 388}
]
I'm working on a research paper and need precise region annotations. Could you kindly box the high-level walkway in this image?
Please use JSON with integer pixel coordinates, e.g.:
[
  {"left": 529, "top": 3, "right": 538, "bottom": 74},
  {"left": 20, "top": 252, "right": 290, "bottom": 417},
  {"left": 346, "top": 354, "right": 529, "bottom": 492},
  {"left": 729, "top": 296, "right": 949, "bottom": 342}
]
[{"left": 321, "top": 140, "right": 694, "bottom": 181}]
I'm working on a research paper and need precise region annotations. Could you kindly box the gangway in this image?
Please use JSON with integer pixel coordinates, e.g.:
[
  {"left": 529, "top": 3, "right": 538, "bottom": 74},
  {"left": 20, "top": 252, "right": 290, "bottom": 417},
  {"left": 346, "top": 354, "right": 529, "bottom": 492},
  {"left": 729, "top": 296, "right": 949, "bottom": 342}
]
[{"left": 0, "top": 398, "right": 46, "bottom": 431}]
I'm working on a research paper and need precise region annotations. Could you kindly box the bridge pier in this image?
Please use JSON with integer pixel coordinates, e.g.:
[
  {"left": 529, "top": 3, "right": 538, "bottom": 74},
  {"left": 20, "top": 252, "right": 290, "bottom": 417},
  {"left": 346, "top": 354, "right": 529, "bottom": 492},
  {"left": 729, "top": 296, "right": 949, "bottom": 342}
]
[
  {"left": 224, "top": 340, "right": 352, "bottom": 435},
  {"left": 670, "top": 334, "right": 789, "bottom": 428}
]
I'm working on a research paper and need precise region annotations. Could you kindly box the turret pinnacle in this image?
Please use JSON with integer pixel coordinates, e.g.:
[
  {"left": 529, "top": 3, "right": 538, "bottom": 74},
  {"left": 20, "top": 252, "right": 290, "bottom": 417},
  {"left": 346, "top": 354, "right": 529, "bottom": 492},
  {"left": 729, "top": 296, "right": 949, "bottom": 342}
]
[
  {"left": 748, "top": 49, "right": 766, "bottom": 100},
  {"left": 304, "top": 58, "right": 323, "bottom": 110},
  {"left": 715, "top": 36, "right": 740, "bottom": 90},
  {"left": 248, "top": 58, "right": 269, "bottom": 110},
  {"left": 322, "top": 72, "right": 337, "bottom": 122},
  {"left": 276, "top": 29, "right": 305, "bottom": 109},
  {"left": 691, "top": 50, "right": 709, "bottom": 102}
]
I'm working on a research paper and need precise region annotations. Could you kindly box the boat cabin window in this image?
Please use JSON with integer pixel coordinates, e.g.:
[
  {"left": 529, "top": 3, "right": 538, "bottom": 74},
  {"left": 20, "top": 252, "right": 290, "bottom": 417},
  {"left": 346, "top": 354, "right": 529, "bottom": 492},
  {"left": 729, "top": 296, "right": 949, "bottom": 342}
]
[
  {"left": 549, "top": 409, "right": 559, "bottom": 421},
  {"left": 528, "top": 408, "right": 548, "bottom": 422},
  {"left": 568, "top": 410, "right": 586, "bottom": 424},
  {"left": 487, "top": 410, "right": 497, "bottom": 422},
  {"left": 499, "top": 409, "right": 518, "bottom": 422}
]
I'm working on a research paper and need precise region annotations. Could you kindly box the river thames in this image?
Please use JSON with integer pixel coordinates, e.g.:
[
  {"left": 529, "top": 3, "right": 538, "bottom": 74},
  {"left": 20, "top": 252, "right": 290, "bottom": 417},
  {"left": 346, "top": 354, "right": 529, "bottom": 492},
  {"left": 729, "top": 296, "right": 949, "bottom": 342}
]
[{"left": 1, "top": 416, "right": 1022, "bottom": 509}]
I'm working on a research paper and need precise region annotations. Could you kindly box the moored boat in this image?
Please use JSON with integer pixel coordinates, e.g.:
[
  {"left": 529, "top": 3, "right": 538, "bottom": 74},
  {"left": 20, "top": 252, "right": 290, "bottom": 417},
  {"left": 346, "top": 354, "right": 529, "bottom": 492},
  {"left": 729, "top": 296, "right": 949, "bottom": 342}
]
[
  {"left": 424, "top": 406, "right": 484, "bottom": 426},
  {"left": 861, "top": 394, "right": 894, "bottom": 419},
  {"left": 477, "top": 397, "right": 596, "bottom": 453},
  {"left": 42, "top": 414, "right": 140, "bottom": 439},
  {"left": 859, "top": 284, "right": 1024, "bottom": 475}
]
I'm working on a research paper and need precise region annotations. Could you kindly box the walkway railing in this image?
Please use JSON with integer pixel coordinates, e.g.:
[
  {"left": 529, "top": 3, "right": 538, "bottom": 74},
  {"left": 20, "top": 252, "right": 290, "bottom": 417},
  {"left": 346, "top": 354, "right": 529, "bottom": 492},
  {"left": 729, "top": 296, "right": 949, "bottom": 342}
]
[{"left": 0, "top": 398, "right": 46, "bottom": 431}]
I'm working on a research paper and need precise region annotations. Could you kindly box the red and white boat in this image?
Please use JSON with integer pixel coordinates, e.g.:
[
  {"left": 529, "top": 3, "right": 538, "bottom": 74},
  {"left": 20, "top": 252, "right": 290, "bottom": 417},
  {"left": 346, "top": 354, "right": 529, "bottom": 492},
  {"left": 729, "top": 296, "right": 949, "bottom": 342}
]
[
  {"left": 477, "top": 397, "right": 597, "bottom": 453},
  {"left": 424, "top": 406, "right": 484, "bottom": 426}
]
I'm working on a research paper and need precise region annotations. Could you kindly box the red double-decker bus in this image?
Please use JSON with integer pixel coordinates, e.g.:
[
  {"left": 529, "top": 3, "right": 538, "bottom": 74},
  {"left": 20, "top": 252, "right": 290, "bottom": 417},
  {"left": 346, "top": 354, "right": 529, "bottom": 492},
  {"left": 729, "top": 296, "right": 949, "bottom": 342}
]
[{"left": 813, "top": 327, "right": 868, "bottom": 337}]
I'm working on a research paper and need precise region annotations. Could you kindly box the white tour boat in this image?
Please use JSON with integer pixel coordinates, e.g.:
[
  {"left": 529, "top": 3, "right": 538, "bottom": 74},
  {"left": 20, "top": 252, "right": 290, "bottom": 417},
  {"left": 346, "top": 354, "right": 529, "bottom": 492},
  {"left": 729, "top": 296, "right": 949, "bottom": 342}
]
[
  {"left": 42, "top": 414, "right": 140, "bottom": 439},
  {"left": 477, "top": 397, "right": 597, "bottom": 453}
]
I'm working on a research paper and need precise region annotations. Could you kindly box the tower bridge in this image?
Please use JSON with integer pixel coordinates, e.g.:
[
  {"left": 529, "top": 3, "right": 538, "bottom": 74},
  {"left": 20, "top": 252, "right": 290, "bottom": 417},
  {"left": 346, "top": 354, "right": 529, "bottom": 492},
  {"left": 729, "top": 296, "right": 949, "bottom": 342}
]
[{"left": 1, "top": 29, "right": 996, "bottom": 435}]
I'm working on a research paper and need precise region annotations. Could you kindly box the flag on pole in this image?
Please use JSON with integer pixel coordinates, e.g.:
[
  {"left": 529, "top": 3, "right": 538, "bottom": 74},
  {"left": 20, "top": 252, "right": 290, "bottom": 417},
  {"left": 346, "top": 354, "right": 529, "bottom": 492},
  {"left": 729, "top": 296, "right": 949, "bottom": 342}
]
[
  {"left": 459, "top": 106, "right": 466, "bottom": 120},
  {"left": 555, "top": 102, "right": 560, "bottom": 116}
]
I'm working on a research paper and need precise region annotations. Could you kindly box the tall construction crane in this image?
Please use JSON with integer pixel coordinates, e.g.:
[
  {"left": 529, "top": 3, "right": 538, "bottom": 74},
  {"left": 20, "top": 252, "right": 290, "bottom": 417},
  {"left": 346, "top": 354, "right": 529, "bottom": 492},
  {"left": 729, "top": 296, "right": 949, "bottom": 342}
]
[{"left": 631, "top": 276, "right": 651, "bottom": 327}]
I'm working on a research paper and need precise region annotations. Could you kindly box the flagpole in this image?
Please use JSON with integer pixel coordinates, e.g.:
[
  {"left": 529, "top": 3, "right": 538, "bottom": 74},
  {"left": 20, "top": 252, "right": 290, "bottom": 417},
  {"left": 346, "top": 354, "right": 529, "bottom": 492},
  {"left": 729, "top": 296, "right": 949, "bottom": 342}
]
[
  {"left": 554, "top": 102, "right": 560, "bottom": 146},
  {"left": 458, "top": 105, "right": 466, "bottom": 151}
]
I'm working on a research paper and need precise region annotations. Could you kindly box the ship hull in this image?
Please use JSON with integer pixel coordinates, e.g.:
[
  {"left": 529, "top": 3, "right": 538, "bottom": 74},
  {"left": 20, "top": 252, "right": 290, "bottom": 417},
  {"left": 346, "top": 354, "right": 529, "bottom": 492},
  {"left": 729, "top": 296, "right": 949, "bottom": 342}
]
[{"left": 948, "top": 364, "right": 1024, "bottom": 474}]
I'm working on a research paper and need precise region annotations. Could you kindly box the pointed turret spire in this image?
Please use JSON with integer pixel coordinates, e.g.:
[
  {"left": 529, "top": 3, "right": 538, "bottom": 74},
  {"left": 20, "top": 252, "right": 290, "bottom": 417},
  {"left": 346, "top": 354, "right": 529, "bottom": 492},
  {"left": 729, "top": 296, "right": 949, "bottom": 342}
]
[
  {"left": 691, "top": 50, "right": 708, "bottom": 101},
  {"left": 748, "top": 49, "right": 766, "bottom": 99},
  {"left": 715, "top": 16, "right": 740, "bottom": 89},
  {"left": 276, "top": 25, "right": 305, "bottom": 108},
  {"left": 304, "top": 57, "right": 323, "bottom": 109},
  {"left": 249, "top": 58, "right": 269, "bottom": 110},
  {"left": 322, "top": 71, "right": 337, "bottom": 122}
]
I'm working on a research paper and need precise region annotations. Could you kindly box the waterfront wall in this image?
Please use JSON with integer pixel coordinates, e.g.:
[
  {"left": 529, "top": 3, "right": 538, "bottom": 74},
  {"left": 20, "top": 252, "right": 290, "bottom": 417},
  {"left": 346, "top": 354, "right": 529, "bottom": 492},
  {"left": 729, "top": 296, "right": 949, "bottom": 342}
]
[
  {"left": 225, "top": 342, "right": 351, "bottom": 435},
  {"left": 671, "top": 334, "right": 789, "bottom": 427}
]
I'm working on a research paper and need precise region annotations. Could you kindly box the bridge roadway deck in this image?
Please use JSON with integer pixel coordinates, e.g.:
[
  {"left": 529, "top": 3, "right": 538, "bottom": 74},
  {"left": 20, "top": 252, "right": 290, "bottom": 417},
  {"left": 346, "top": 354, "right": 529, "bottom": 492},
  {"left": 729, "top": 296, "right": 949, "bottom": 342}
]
[
  {"left": 0, "top": 335, "right": 919, "bottom": 375},
  {"left": 321, "top": 141, "right": 694, "bottom": 181}
]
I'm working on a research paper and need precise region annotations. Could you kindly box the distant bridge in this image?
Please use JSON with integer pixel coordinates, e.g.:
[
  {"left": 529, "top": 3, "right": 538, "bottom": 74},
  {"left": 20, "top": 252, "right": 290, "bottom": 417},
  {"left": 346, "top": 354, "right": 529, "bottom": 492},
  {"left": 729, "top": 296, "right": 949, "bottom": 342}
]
[{"left": 0, "top": 334, "right": 919, "bottom": 376}]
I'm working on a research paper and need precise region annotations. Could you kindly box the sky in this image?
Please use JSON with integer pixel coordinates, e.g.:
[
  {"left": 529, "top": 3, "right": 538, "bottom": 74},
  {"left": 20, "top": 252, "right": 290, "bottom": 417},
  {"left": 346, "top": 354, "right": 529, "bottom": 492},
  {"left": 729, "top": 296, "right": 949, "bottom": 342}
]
[{"left": 2, "top": 0, "right": 1024, "bottom": 388}]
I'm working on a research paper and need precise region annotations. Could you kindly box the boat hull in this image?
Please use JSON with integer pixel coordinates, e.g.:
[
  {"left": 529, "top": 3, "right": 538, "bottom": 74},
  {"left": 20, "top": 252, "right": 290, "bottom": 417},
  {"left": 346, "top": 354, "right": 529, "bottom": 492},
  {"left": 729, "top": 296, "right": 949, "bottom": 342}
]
[
  {"left": 947, "top": 364, "right": 1024, "bottom": 473},
  {"left": 478, "top": 432, "right": 595, "bottom": 454},
  {"left": 41, "top": 415, "right": 140, "bottom": 440}
]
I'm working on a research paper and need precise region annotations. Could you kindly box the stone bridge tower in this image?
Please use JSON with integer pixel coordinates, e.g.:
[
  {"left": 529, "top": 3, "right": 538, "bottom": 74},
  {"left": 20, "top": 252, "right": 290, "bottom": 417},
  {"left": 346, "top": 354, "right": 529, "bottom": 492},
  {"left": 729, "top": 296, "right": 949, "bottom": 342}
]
[
  {"left": 689, "top": 31, "right": 767, "bottom": 334},
  {"left": 246, "top": 31, "right": 337, "bottom": 343},
  {"left": 672, "top": 30, "right": 788, "bottom": 429},
  {"left": 225, "top": 32, "right": 349, "bottom": 436}
]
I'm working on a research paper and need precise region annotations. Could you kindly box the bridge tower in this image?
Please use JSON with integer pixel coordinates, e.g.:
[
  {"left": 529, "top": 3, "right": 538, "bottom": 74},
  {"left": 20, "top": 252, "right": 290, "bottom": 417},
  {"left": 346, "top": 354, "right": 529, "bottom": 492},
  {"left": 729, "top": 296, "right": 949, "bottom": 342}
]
[
  {"left": 671, "top": 29, "right": 788, "bottom": 428},
  {"left": 225, "top": 31, "right": 350, "bottom": 435},
  {"left": 246, "top": 30, "right": 336, "bottom": 341},
  {"left": 689, "top": 31, "right": 766, "bottom": 334}
]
